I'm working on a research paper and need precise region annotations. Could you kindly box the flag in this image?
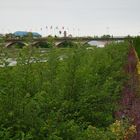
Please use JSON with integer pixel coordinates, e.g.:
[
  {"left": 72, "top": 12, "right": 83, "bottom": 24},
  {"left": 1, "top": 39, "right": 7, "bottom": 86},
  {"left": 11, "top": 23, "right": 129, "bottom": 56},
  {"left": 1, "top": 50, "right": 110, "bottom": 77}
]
[{"left": 59, "top": 31, "right": 61, "bottom": 34}]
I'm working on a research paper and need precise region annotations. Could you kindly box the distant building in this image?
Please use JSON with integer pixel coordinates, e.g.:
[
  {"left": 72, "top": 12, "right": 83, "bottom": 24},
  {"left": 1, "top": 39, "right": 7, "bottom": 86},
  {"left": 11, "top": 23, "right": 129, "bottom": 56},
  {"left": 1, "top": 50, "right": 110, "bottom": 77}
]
[{"left": 13, "top": 31, "right": 42, "bottom": 38}]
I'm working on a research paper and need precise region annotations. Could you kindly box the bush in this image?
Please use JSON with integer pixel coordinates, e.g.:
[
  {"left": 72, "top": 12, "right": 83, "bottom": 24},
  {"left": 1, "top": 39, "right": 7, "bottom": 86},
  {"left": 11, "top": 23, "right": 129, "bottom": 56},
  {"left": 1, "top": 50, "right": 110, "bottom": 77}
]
[{"left": 0, "top": 42, "right": 132, "bottom": 139}]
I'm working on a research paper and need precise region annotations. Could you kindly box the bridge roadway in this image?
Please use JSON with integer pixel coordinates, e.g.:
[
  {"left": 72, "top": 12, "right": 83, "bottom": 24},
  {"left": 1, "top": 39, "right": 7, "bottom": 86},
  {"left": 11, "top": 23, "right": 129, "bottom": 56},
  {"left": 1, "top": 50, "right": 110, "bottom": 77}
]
[
  {"left": 6, "top": 36, "right": 129, "bottom": 42},
  {"left": 4, "top": 36, "right": 130, "bottom": 48}
]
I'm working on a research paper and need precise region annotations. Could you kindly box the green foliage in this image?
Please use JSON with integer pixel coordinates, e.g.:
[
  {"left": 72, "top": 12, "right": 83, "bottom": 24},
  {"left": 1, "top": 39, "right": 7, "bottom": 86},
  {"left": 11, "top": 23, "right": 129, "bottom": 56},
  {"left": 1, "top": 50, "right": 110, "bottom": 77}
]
[
  {"left": 0, "top": 37, "right": 6, "bottom": 48},
  {"left": 133, "top": 36, "right": 140, "bottom": 58},
  {"left": 34, "top": 42, "right": 51, "bottom": 48},
  {"left": 0, "top": 42, "right": 129, "bottom": 139},
  {"left": 101, "top": 35, "right": 112, "bottom": 39}
]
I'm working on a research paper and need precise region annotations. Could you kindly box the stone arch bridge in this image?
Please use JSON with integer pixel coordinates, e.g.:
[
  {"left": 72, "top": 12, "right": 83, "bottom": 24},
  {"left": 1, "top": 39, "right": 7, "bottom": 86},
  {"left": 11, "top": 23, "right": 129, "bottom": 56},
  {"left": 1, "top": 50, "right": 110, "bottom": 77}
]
[{"left": 4, "top": 37, "right": 127, "bottom": 48}]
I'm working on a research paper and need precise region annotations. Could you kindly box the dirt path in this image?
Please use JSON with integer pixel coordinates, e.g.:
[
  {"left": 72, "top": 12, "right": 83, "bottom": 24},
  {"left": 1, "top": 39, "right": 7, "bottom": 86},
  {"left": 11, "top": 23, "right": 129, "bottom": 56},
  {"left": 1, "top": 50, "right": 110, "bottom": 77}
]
[{"left": 116, "top": 47, "right": 140, "bottom": 140}]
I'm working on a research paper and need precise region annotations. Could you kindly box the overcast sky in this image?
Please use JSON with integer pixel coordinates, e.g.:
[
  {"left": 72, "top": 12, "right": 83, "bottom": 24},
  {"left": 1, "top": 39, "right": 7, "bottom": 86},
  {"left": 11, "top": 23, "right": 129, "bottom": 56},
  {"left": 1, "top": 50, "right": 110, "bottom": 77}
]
[{"left": 0, "top": 0, "right": 140, "bottom": 36}]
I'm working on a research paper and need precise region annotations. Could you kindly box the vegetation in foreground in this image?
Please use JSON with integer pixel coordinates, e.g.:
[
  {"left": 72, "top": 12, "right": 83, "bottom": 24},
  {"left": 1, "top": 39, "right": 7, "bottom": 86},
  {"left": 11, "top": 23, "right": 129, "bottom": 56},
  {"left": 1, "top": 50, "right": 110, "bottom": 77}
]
[{"left": 0, "top": 42, "right": 136, "bottom": 139}]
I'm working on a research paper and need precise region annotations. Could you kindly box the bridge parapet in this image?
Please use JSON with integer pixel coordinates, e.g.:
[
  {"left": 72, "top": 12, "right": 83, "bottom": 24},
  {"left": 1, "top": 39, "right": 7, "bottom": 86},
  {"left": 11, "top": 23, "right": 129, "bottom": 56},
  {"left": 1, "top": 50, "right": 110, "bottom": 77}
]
[{"left": 5, "top": 37, "right": 129, "bottom": 42}]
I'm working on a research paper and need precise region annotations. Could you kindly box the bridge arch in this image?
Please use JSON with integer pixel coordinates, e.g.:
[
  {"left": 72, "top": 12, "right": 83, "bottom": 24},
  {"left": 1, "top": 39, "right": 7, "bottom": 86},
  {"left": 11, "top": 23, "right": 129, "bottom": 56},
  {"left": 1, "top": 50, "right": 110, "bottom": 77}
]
[
  {"left": 5, "top": 41, "right": 28, "bottom": 48},
  {"left": 84, "top": 40, "right": 108, "bottom": 47},
  {"left": 56, "top": 40, "right": 77, "bottom": 48},
  {"left": 32, "top": 41, "right": 51, "bottom": 48}
]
